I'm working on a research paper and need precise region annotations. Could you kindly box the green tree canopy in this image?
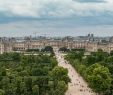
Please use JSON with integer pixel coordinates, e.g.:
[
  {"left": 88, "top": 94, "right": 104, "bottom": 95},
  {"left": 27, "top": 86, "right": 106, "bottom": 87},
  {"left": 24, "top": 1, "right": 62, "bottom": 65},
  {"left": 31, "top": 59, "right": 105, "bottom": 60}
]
[{"left": 86, "top": 63, "right": 112, "bottom": 93}]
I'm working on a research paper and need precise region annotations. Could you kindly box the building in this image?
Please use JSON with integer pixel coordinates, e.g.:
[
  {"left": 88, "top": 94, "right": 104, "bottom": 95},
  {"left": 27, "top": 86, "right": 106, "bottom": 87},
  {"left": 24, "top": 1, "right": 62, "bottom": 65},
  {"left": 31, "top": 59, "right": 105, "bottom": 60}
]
[{"left": 0, "top": 35, "right": 113, "bottom": 54}]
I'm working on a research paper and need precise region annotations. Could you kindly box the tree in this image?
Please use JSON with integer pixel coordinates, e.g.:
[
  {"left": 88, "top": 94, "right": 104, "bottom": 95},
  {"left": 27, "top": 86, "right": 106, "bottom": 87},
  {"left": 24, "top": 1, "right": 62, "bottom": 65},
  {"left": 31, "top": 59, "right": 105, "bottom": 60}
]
[
  {"left": 0, "top": 52, "right": 68, "bottom": 95},
  {"left": 21, "top": 56, "right": 28, "bottom": 65},
  {"left": 24, "top": 77, "right": 32, "bottom": 93},
  {"left": 110, "top": 50, "right": 113, "bottom": 56},
  {"left": 67, "top": 51, "right": 84, "bottom": 61},
  {"left": 91, "top": 50, "right": 108, "bottom": 62},
  {"left": 50, "top": 66, "right": 69, "bottom": 83},
  {"left": 32, "top": 68, "right": 46, "bottom": 76},
  {"left": 85, "top": 55, "right": 96, "bottom": 65},
  {"left": 26, "top": 49, "right": 39, "bottom": 52},
  {"left": 20, "top": 82, "right": 27, "bottom": 95},
  {"left": 97, "top": 49, "right": 103, "bottom": 52},
  {"left": 1, "top": 77, "right": 10, "bottom": 90},
  {"left": 86, "top": 63, "right": 112, "bottom": 93},
  {"left": 57, "top": 81, "right": 68, "bottom": 93},
  {"left": 0, "top": 89, "right": 5, "bottom": 95},
  {"left": 59, "top": 47, "right": 69, "bottom": 52},
  {"left": 105, "top": 56, "right": 113, "bottom": 63},
  {"left": 19, "top": 70, "right": 29, "bottom": 77},
  {"left": 0, "top": 67, "right": 6, "bottom": 76},
  {"left": 50, "top": 58, "right": 58, "bottom": 68},
  {"left": 11, "top": 53, "right": 21, "bottom": 61},
  {"left": 32, "top": 85, "right": 39, "bottom": 95},
  {"left": 42, "top": 46, "right": 53, "bottom": 52}
]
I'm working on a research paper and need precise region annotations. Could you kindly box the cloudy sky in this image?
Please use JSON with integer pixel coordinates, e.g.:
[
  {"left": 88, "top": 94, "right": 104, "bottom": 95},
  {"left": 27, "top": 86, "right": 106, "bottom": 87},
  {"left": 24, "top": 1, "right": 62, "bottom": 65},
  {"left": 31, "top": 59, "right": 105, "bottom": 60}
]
[{"left": 0, "top": 0, "right": 113, "bottom": 37}]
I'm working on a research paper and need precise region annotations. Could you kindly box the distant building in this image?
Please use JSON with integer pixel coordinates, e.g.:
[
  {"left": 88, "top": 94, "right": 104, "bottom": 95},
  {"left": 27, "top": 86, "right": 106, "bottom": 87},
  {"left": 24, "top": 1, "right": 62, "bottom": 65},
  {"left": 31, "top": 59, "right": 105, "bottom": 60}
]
[{"left": 0, "top": 35, "right": 113, "bottom": 54}]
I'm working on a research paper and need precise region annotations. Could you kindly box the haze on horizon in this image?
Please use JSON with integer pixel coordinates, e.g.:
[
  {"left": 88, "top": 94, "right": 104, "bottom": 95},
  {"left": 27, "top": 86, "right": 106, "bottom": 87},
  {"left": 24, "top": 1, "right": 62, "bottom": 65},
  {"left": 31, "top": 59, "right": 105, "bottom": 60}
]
[{"left": 0, "top": 0, "right": 113, "bottom": 37}]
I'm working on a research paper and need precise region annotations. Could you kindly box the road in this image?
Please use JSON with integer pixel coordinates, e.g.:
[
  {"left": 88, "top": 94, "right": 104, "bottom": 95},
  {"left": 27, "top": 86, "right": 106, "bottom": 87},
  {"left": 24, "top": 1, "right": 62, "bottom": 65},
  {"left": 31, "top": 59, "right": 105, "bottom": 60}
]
[{"left": 54, "top": 48, "right": 97, "bottom": 95}]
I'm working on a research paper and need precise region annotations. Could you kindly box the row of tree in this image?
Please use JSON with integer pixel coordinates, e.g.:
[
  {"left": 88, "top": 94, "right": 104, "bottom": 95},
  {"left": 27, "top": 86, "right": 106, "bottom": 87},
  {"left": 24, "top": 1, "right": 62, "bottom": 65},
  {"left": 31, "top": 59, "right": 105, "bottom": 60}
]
[
  {"left": 0, "top": 52, "right": 69, "bottom": 95},
  {"left": 65, "top": 49, "right": 113, "bottom": 95},
  {"left": 26, "top": 46, "right": 54, "bottom": 53}
]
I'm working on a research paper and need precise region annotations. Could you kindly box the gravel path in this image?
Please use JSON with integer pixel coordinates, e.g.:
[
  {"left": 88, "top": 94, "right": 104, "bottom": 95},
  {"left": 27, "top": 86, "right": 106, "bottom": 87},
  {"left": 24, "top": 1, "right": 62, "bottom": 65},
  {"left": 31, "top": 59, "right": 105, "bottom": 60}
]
[{"left": 54, "top": 48, "right": 97, "bottom": 95}]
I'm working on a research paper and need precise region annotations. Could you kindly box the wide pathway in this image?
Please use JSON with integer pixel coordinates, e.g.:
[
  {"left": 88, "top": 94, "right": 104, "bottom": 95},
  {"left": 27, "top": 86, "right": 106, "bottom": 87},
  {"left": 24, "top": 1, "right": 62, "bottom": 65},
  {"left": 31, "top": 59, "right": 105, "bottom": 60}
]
[{"left": 54, "top": 48, "right": 97, "bottom": 95}]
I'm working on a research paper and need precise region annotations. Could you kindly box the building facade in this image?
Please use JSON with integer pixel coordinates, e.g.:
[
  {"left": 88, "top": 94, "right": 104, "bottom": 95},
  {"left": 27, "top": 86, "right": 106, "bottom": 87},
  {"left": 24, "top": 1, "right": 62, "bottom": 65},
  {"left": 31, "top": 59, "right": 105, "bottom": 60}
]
[{"left": 0, "top": 36, "right": 113, "bottom": 54}]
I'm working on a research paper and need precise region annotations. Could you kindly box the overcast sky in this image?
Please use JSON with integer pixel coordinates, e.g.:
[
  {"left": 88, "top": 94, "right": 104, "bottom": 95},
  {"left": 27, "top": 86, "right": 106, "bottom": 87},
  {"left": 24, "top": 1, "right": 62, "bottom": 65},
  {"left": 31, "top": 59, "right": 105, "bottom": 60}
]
[{"left": 0, "top": 0, "right": 113, "bottom": 37}]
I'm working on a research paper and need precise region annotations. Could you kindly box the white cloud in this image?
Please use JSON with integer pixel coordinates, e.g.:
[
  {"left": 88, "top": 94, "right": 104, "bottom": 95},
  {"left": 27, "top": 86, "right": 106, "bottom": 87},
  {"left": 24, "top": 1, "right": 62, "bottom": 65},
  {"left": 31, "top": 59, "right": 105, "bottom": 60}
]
[
  {"left": 0, "top": 0, "right": 113, "bottom": 18},
  {"left": 0, "top": 21, "right": 113, "bottom": 37}
]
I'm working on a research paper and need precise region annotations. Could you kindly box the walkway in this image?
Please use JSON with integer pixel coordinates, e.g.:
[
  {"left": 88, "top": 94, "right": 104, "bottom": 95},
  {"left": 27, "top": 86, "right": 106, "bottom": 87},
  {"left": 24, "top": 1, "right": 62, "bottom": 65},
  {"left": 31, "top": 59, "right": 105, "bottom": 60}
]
[{"left": 54, "top": 48, "right": 97, "bottom": 95}]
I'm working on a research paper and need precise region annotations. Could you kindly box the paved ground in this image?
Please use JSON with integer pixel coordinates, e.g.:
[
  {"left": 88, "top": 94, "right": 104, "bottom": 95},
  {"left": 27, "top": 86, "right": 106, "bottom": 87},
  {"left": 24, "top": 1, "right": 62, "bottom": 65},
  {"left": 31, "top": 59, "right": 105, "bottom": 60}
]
[{"left": 54, "top": 48, "right": 97, "bottom": 95}]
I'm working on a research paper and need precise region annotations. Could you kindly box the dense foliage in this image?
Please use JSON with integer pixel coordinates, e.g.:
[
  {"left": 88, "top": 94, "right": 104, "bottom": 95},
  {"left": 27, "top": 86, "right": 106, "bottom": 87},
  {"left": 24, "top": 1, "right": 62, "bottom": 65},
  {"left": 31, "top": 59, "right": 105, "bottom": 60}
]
[
  {"left": 0, "top": 52, "right": 69, "bottom": 95},
  {"left": 22, "top": 46, "right": 54, "bottom": 53},
  {"left": 59, "top": 47, "right": 70, "bottom": 52},
  {"left": 26, "top": 49, "right": 39, "bottom": 52},
  {"left": 65, "top": 49, "right": 113, "bottom": 95},
  {"left": 41, "top": 46, "right": 53, "bottom": 52}
]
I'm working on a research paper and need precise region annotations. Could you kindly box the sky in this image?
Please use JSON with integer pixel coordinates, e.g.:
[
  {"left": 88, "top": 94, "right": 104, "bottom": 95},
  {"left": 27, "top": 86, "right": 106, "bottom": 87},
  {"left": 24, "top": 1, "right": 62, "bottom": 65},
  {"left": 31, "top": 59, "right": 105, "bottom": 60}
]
[{"left": 0, "top": 0, "right": 113, "bottom": 37}]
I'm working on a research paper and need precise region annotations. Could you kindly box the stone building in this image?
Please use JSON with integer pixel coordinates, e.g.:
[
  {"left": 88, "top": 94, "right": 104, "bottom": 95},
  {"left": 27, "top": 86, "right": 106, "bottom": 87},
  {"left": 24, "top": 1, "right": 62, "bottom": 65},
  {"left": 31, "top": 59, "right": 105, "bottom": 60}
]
[{"left": 0, "top": 36, "right": 113, "bottom": 54}]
